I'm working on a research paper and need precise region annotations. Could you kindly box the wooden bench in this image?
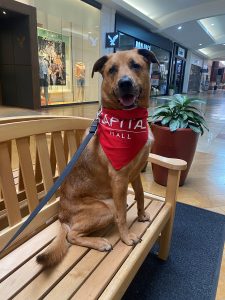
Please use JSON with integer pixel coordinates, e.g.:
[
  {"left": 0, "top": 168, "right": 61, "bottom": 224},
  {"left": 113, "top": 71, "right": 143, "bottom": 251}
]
[{"left": 0, "top": 116, "right": 187, "bottom": 300}]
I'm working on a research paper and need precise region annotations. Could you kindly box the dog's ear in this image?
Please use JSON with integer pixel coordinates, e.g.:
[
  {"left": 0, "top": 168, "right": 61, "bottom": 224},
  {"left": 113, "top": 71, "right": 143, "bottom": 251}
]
[
  {"left": 91, "top": 55, "right": 108, "bottom": 77},
  {"left": 137, "top": 49, "right": 160, "bottom": 66}
]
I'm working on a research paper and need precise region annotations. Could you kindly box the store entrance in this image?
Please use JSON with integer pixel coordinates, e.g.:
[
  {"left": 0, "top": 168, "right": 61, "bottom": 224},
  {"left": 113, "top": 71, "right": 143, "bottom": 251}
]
[
  {"left": 188, "top": 64, "right": 201, "bottom": 94},
  {"left": 0, "top": 1, "right": 39, "bottom": 109},
  {"left": 174, "top": 58, "right": 185, "bottom": 94}
]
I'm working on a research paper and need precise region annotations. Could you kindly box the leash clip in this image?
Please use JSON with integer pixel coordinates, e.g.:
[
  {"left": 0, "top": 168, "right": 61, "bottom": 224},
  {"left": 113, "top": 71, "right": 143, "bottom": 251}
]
[
  {"left": 89, "top": 107, "right": 102, "bottom": 134},
  {"left": 96, "top": 107, "right": 102, "bottom": 120},
  {"left": 89, "top": 118, "right": 99, "bottom": 134}
]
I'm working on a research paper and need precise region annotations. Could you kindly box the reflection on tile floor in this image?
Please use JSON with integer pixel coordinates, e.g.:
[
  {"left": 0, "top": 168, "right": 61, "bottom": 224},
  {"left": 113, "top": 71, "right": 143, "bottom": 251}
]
[{"left": 0, "top": 91, "right": 225, "bottom": 298}]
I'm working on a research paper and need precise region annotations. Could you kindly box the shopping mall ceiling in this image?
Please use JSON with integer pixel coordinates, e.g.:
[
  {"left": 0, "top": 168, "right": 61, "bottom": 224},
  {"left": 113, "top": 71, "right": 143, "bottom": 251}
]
[{"left": 99, "top": 0, "right": 225, "bottom": 61}]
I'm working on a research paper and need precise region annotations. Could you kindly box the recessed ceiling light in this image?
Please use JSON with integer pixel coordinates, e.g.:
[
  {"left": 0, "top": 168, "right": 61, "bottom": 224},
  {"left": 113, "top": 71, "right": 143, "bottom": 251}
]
[
  {"left": 178, "top": 26, "right": 182, "bottom": 30},
  {"left": 211, "top": 23, "right": 214, "bottom": 26},
  {"left": 199, "top": 43, "right": 202, "bottom": 46},
  {"left": 223, "top": 43, "right": 225, "bottom": 46},
  {"left": 2, "top": 10, "right": 6, "bottom": 15}
]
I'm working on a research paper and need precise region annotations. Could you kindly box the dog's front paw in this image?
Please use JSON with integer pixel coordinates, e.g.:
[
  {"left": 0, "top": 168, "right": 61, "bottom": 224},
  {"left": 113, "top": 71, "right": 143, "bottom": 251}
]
[
  {"left": 122, "top": 232, "right": 142, "bottom": 246},
  {"left": 138, "top": 212, "right": 151, "bottom": 222}
]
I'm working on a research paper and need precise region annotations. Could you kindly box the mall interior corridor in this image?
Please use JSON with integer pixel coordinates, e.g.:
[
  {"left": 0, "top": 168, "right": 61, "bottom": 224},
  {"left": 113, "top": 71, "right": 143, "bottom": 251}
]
[{"left": 1, "top": 0, "right": 225, "bottom": 298}]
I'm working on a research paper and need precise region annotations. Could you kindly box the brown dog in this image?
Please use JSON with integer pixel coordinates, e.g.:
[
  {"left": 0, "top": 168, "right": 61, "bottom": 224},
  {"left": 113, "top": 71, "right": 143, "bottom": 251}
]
[{"left": 37, "top": 48, "right": 159, "bottom": 267}]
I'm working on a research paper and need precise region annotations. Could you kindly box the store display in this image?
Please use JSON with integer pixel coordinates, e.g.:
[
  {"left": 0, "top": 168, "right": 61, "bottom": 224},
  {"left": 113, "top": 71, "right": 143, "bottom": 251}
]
[
  {"left": 39, "top": 51, "right": 49, "bottom": 105},
  {"left": 34, "top": 0, "right": 100, "bottom": 106},
  {"left": 37, "top": 28, "right": 67, "bottom": 86},
  {"left": 74, "top": 62, "right": 86, "bottom": 101},
  {"left": 151, "top": 50, "right": 169, "bottom": 95}
]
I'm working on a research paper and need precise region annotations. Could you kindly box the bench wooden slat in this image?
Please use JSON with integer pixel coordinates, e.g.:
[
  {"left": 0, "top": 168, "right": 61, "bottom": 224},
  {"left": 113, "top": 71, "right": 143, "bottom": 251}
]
[
  {"left": 16, "top": 137, "right": 39, "bottom": 212},
  {"left": 1, "top": 252, "right": 45, "bottom": 299},
  {"left": 36, "top": 134, "right": 55, "bottom": 203},
  {"left": 49, "top": 135, "right": 57, "bottom": 177},
  {"left": 66, "top": 130, "right": 77, "bottom": 160},
  {"left": 71, "top": 200, "right": 164, "bottom": 300},
  {"left": 0, "top": 199, "right": 59, "bottom": 253},
  {"left": 75, "top": 129, "right": 85, "bottom": 148},
  {"left": 0, "top": 143, "right": 21, "bottom": 226},
  {"left": 35, "top": 149, "right": 43, "bottom": 184},
  {"left": 52, "top": 131, "right": 66, "bottom": 174},
  {"left": 0, "top": 118, "right": 91, "bottom": 142},
  {"left": 0, "top": 221, "right": 59, "bottom": 282}
]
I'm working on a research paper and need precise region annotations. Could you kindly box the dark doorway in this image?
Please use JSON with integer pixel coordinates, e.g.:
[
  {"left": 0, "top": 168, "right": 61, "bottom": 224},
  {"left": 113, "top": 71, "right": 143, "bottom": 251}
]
[
  {"left": 174, "top": 58, "right": 186, "bottom": 94},
  {"left": 0, "top": 0, "right": 39, "bottom": 109},
  {"left": 188, "top": 64, "right": 201, "bottom": 94},
  {"left": 170, "top": 44, "right": 187, "bottom": 94}
]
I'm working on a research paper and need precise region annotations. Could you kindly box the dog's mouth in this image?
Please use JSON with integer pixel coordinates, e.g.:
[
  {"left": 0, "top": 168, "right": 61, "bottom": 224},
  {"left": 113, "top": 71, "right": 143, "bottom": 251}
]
[
  {"left": 114, "top": 76, "right": 141, "bottom": 109},
  {"left": 118, "top": 94, "right": 137, "bottom": 108}
]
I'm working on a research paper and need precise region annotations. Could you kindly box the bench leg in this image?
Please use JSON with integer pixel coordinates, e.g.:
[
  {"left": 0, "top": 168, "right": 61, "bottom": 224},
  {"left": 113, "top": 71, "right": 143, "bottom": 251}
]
[{"left": 158, "top": 169, "right": 181, "bottom": 261}]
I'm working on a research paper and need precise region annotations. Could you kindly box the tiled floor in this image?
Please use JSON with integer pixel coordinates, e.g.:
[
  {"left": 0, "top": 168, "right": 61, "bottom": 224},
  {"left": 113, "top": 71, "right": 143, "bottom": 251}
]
[{"left": 0, "top": 91, "right": 225, "bottom": 298}]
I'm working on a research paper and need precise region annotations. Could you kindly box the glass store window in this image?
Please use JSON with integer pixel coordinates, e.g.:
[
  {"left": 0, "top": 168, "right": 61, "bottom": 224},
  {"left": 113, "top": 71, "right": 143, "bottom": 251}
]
[
  {"left": 34, "top": 0, "right": 100, "bottom": 106},
  {"left": 151, "top": 46, "right": 170, "bottom": 96}
]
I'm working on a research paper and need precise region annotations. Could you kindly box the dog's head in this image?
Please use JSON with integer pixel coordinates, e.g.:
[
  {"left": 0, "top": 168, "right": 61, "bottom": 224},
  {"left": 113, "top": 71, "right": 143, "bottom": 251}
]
[{"left": 92, "top": 48, "right": 159, "bottom": 109}]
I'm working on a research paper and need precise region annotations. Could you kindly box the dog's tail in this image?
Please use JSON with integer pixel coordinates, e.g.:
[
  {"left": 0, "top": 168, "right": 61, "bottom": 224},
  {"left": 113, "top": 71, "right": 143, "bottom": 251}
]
[{"left": 36, "top": 223, "right": 69, "bottom": 267}]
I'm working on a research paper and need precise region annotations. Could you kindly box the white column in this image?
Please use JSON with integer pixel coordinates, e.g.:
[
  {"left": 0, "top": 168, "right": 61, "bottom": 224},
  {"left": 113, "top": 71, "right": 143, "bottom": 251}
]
[{"left": 100, "top": 4, "right": 116, "bottom": 56}]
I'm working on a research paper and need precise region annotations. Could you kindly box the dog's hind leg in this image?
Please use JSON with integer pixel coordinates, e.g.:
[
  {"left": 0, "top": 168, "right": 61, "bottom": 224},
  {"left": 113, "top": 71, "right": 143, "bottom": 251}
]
[
  {"left": 67, "top": 234, "right": 113, "bottom": 251},
  {"left": 67, "top": 200, "right": 114, "bottom": 251},
  {"left": 131, "top": 175, "right": 150, "bottom": 222}
]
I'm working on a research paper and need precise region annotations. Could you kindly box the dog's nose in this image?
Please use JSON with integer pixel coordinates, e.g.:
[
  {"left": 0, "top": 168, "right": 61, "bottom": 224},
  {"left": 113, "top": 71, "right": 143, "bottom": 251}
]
[{"left": 118, "top": 76, "right": 133, "bottom": 90}]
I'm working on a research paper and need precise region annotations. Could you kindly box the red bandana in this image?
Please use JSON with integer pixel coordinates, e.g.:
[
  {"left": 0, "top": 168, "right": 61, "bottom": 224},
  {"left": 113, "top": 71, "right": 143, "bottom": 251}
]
[{"left": 97, "top": 107, "right": 149, "bottom": 170}]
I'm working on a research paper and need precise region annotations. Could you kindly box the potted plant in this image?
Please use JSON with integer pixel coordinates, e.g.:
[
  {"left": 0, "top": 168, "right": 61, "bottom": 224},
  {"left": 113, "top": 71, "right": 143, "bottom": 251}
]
[
  {"left": 149, "top": 94, "right": 208, "bottom": 186},
  {"left": 168, "top": 84, "right": 175, "bottom": 96}
]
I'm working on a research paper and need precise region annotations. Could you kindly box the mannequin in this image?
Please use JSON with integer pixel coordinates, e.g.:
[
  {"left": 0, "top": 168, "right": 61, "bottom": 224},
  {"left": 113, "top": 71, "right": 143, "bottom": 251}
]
[
  {"left": 75, "top": 62, "right": 85, "bottom": 101},
  {"left": 39, "top": 52, "right": 49, "bottom": 105}
]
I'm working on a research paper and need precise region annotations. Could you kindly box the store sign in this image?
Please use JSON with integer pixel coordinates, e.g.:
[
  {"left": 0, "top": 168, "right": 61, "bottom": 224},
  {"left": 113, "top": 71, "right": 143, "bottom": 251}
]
[
  {"left": 135, "top": 40, "right": 151, "bottom": 51},
  {"left": 177, "top": 46, "right": 185, "bottom": 58},
  {"left": 105, "top": 32, "right": 119, "bottom": 48}
]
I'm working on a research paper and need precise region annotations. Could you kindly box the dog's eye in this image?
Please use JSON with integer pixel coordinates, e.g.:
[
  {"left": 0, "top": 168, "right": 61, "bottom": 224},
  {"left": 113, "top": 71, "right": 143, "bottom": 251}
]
[
  {"left": 108, "top": 65, "right": 117, "bottom": 75},
  {"left": 130, "top": 60, "right": 141, "bottom": 70}
]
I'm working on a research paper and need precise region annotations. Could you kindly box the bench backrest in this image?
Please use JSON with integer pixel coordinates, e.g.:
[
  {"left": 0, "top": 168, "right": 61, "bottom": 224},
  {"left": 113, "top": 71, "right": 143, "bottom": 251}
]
[{"left": 0, "top": 117, "right": 91, "bottom": 255}]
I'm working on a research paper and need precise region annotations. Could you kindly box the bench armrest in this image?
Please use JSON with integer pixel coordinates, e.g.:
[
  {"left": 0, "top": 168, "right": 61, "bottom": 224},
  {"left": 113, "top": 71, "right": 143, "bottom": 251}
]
[{"left": 148, "top": 153, "right": 187, "bottom": 171}]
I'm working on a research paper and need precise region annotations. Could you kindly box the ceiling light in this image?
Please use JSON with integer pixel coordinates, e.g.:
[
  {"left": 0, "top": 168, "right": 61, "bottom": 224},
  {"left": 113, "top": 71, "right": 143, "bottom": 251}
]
[
  {"left": 199, "top": 43, "right": 202, "bottom": 46},
  {"left": 211, "top": 23, "right": 214, "bottom": 26},
  {"left": 223, "top": 44, "right": 225, "bottom": 46},
  {"left": 122, "top": 0, "right": 150, "bottom": 17},
  {"left": 199, "top": 49, "right": 208, "bottom": 55},
  {"left": 178, "top": 26, "right": 182, "bottom": 30},
  {"left": 2, "top": 10, "right": 6, "bottom": 15}
]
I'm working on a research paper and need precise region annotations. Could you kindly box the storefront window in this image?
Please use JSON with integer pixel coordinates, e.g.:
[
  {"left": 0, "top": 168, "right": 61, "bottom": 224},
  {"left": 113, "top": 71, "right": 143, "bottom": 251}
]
[
  {"left": 34, "top": 0, "right": 100, "bottom": 106},
  {"left": 151, "top": 46, "right": 170, "bottom": 96}
]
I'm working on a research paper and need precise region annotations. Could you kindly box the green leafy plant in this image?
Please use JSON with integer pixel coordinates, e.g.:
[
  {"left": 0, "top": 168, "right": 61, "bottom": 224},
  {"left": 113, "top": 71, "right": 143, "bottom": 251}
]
[{"left": 150, "top": 94, "right": 209, "bottom": 135}]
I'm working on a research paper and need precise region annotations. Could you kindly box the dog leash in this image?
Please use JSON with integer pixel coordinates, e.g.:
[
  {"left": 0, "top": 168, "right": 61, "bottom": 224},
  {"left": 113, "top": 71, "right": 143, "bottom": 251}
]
[{"left": 0, "top": 117, "right": 99, "bottom": 255}]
